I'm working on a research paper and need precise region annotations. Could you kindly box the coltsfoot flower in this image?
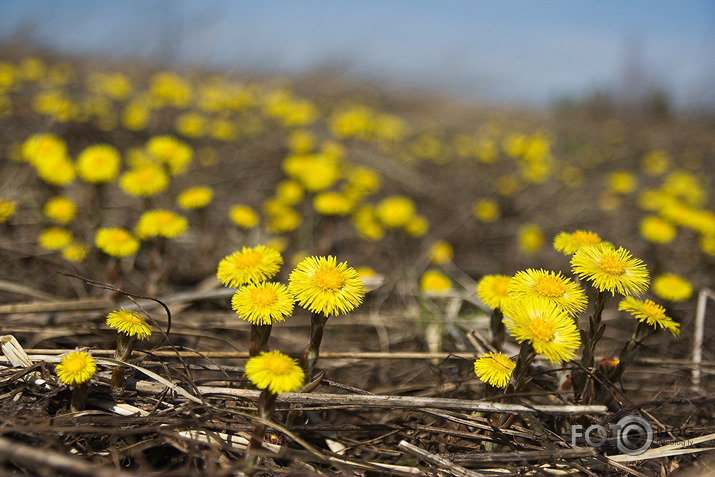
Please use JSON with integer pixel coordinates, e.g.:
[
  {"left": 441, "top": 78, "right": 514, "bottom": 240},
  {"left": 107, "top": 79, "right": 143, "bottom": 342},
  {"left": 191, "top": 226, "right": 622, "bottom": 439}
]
[
  {"left": 504, "top": 297, "right": 581, "bottom": 364},
  {"left": 652, "top": 273, "right": 693, "bottom": 302},
  {"left": 56, "top": 349, "right": 97, "bottom": 386},
  {"left": 618, "top": 297, "right": 680, "bottom": 336},
  {"left": 553, "top": 230, "right": 603, "bottom": 255},
  {"left": 474, "top": 352, "right": 515, "bottom": 388},
  {"left": 289, "top": 255, "right": 365, "bottom": 316},
  {"left": 245, "top": 350, "right": 305, "bottom": 395},
  {"left": 509, "top": 269, "right": 587, "bottom": 316},
  {"left": 135, "top": 209, "right": 188, "bottom": 239},
  {"left": 231, "top": 282, "right": 295, "bottom": 326},
  {"left": 571, "top": 245, "right": 649, "bottom": 297},
  {"left": 217, "top": 245, "right": 283, "bottom": 287},
  {"left": 477, "top": 274, "right": 512, "bottom": 311},
  {"left": 95, "top": 227, "right": 140, "bottom": 258},
  {"left": 107, "top": 309, "right": 152, "bottom": 339}
]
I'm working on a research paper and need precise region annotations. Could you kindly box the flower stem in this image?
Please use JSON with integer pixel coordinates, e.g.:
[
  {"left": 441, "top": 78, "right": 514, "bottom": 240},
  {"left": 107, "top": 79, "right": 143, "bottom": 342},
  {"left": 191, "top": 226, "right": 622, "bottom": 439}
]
[
  {"left": 249, "top": 324, "right": 272, "bottom": 358},
  {"left": 574, "top": 289, "right": 607, "bottom": 400},
  {"left": 243, "top": 389, "right": 278, "bottom": 475},
  {"left": 70, "top": 382, "right": 90, "bottom": 412},
  {"left": 300, "top": 312, "right": 329, "bottom": 381},
  {"left": 111, "top": 333, "right": 136, "bottom": 398},
  {"left": 490, "top": 308, "right": 505, "bottom": 351}
]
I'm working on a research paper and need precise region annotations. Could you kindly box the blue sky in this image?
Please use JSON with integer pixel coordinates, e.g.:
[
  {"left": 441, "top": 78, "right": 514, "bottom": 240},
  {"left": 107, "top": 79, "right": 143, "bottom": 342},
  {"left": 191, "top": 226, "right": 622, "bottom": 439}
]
[{"left": 1, "top": 0, "right": 713, "bottom": 109}]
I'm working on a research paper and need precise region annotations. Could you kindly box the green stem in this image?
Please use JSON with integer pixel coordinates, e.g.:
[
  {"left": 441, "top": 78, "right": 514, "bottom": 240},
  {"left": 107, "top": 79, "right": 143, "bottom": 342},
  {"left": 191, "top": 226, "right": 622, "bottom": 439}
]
[
  {"left": 574, "top": 289, "right": 608, "bottom": 399},
  {"left": 300, "top": 312, "right": 329, "bottom": 381},
  {"left": 111, "top": 334, "right": 136, "bottom": 398}
]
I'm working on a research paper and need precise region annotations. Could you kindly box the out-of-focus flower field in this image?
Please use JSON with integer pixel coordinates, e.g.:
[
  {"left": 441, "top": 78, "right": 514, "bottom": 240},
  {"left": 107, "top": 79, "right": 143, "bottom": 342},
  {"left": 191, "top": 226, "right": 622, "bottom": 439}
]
[{"left": 0, "top": 48, "right": 713, "bottom": 476}]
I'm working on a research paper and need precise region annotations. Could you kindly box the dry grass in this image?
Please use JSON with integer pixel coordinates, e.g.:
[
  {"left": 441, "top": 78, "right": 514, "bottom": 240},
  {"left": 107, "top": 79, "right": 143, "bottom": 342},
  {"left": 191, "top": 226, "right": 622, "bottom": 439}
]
[{"left": 0, "top": 46, "right": 713, "bottom": 476}]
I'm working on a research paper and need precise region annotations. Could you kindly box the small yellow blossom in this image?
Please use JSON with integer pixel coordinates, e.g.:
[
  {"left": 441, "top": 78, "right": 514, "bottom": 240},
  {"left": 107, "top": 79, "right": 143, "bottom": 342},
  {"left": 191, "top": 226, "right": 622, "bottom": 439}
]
[{"left": 245, "top": 350, "right": 305, "bottom": 395}]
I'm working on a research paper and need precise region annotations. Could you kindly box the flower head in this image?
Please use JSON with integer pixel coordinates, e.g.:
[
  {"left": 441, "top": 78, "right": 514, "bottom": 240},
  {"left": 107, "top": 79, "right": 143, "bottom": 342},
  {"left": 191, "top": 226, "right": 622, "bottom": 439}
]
[
  {"left": 618, "top": 297, "right": 680, "bottom": 336},
  {"left": 217, "top": 245, "right": 283, "bottom": 287},
  {"left": 135, "top": 209, "right": 188, "bottom": 239},
  {"left": 107, "top": 309, "right": 152, "bottom": 339},
  {"left": 652, "top": 273, "right": 693, "bottom": 302},
  {"left": 76, "top": 144, "right": 121, "bottom": 183},
  {"left": 553, "top": 230, "right": 603, "bottom": 255},
  {"left": 375, "top": 195, "right": 416, "bottom": 228},
  {"left": 420, "top": 269, "right": 452, "bottom": 294},
  {"left": 289, "top": 255, "right": 365, "bottom": 316},
  {"left": 428, "top": 240, "right": 453, "bottom": 265},
  {"left": 34, "top": 155, "right": 75, "bottom": 186},
  {"left": 21, "top": 133, "right": 67, "bottom": 165},
  {"left": 518, "top": 223, "right": 544, "bottom": 256},
  {"left": 472, "top": 198, "right": 500, "bottom": 223},
  {"left": 571, "top": 245, "right": 649, "bottom": 297},
  {"left": 43, "top": 196, "right": 76, "bottom": 224},
  {"left": 313, "top": 191, "right": 354, "bottom": 216},
  {"left": 231, "top": 282, "right": 295, "bottom": 326},
  {"left": 509, "top": 269, "right": 587, "bottom": 317},
  {"left": 146, "top": 135, "right": 193, "bottom": 175},
  {"left": 0, "top": 198, "right": 17, "bottom": 222},
  {"left": 62, "top": 242, "right": 89, "bottom": 262},
  {"left": 56, "top": 350, "right": 96, "bottom": 386},
  {"left": 504, "top": 297, "right": 581, "bottom": 364},
  {"left": 477, "top": 274, "right": 512, "bottom": 310},
  {"left": 177, "top": 186, "right": 213, "bottom": 209},
  {"left": 639, "top": 216, "right": 677, "bottom": 244},
  {"left": 119, "top": 163, "right": 169, "bottom": 197},
  {"left": 245, "top": 350, "right": 305, "bottom": 395},
  {"left": 229, "top": 204, "right": 260, "bottom": 229},
  {"left": 474, "top": 352, "right": 515, "bottom": 388},
  {"left": 38, "top": 227, "right": 73, "bottom": 251},
  {"left": 95, "top": 227, "right": 140, "bottom": 258}
]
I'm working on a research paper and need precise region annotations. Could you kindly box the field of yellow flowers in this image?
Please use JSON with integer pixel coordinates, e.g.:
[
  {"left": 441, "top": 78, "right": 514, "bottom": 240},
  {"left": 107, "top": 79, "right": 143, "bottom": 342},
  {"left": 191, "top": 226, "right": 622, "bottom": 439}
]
[{"left": 0, "top": 48, "right": 713, "bottom": 476}]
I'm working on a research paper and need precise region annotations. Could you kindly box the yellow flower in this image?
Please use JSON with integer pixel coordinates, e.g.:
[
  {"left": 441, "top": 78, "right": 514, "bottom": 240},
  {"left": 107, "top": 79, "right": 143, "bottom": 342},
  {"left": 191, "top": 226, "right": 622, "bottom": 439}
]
[
  {"left": 229, "top": 204, "right": 260, "bottom": 228},
  {"left": 509, "top": 269, "right": 587, "bottom": 317},
  {"left": 289, "top": 255, "right": 365, "bottom": 316},
  {"left": 76, "top": 144, "right": 121, "bottom": 183},
  {"left": 553, "top": 230, "right": 603, "bottom": 255},
  {"left": 428, "top": 240, "right": 453, "bottom": 265},
  {"left": 95, "top": 227, "right": 140, "bottom": 258},
  {"left": 640, "top": 149, "right": 670, "bottom": 176},
  {"left": 618, "top": 297, "right": 680, "bottom": 336},
  {"left": 135, "top": 209, "right": 188, "bottom": 239},
  {"left": 518, "top": 223, "right": 544, "bottom": 255},
  {"left": 177, "top": 186, "right": 213, "bottom": 209},
  {"left": 420, "top": 269, "right": 452, "bottom": 294},
  {"left": 474, "top": 352, "right": 515, "bottom": 388},
  {"left": 504, "top": 297, "right": 581, "bottom": 364},
  {"left": 472, "top": 198, "right": 500, "bottom": 223},
  {"left": 404, "top": 214, "right": 429, "bottom": 237},
  {"left": 21, "top": 133, "right": 67, "bottom": 165},
  {"left": 477, "top": 274, "right": 511, "bottom": 310},
  {"left": 265, "top": 206, "right": 302, "bottom": 234},
  {"left": 56, "top": 350, "right": 96, "bottom": 386},
  {"left": 275, "top": 179, "right": 305, "bottom": 205},
  {"left": 38, "top": 227, "right": 73, "bottom": 251},
  {"left": 245, "top": 350, "right": 305, "bottom": 395},
  {"left": 61, "top": 242, "right": 88, "bottom": 262},
  {"left": 119, "top": 163, "right": 169, "bottom": 197},
  {"left": 217, "top": 245, "right": 283, "bottom": 287},
  {"left": 652, "top": 273, "right": 693, "bottom": 302},
  {"left": 606, "top": 170, "right": 638, "bottom": 194},
  {"left": 639, "top": 216, "right": 677, "bottom": 244},
  {"left": 0, "top": 198, "right": 17, "bottom": 222},
  {"left": 34, "top": 155, "right": 75, "bottom": 186},
  {"left": 174, "top": 111, "right": 206, "bottom": 138},
  {"left": 231, "top": 282, "right": 295, "bottom": 326},
  {"left": 375, "top": 195, "right": 416, "bottom": 228},
  {"left": 352, "top": 205, "right": 385, "bottom": 241},
  {"left": 107, "top": 309, "right": 152, "bottom": 339},
  {"left": 571, "top": 245, "right": 649, "bottom": 297},
  {"left": 44, "top": 196, "right": 76, "bottom": 224},
  {"left": 313, "top": 191, "right": 354, "bottom": 216}
]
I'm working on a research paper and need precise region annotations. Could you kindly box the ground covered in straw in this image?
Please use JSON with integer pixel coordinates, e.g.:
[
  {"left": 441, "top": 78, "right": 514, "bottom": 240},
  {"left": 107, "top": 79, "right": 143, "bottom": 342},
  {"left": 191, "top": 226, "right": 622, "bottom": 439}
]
[{"left": 0, "top": 46, "right": 713, "bottom": 476}]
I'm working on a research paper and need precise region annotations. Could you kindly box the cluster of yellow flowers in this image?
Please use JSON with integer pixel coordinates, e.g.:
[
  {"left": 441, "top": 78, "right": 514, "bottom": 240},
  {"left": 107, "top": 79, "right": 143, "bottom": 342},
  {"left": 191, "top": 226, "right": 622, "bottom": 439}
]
[{"left": 474, "top": 229, "right": 683, "bottom": 389}]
